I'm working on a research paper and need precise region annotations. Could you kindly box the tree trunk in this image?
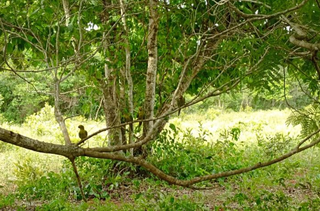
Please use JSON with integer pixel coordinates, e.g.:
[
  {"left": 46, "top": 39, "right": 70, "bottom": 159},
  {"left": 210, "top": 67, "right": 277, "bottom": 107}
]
[
  {"left": 97, "top": 0, "right": 122, "bottom": 147},
  {"left": 54, "top": 79, "right": 71, "bottom": 145},
  {"left": 143, "top": 0, "right": 158, "bottom": 136},
  {"left": 120, "top": 0, "right": 134, "bottom": 155},
  {"left": 101, "top": 63, "right": 122, "bottom": 146}
]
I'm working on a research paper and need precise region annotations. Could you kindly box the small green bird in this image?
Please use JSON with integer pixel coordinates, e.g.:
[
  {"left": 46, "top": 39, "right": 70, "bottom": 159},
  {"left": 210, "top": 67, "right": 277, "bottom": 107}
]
[
  {"left": 121, "top": 111, "right": 133, "bottom": 130},
  {"left": 78, "top": 125, "right": 88, "bottom": 140},
  {"left": 137, "top": 107, "right": 145, "bottom": 127},
  {"left": 121, "top": 112, "right": 133, "bottom": 123}
]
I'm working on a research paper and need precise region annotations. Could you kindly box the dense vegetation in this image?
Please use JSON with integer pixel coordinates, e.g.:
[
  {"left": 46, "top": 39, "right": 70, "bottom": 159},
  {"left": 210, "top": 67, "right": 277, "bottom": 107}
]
[
  {"left": 1, "top": 0, "right": 320, "bottom": 209},
  {"left": 2, "top": 109, "right": 320, "bottom": 210}
]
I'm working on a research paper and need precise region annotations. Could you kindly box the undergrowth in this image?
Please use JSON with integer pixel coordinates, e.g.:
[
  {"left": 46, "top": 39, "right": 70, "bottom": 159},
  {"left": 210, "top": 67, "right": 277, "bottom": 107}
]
[{"left": 1, "top": 109, "right": 320, "bottom": 210}]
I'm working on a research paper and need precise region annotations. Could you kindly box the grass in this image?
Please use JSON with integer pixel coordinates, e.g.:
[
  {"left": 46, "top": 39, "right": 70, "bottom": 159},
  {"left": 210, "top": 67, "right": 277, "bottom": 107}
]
[
  {"left": 173, "top": 109, "right": 300, "bottom": 141},
  {"left": 1, "top": 107, "right": 320, "bottom": 210}
]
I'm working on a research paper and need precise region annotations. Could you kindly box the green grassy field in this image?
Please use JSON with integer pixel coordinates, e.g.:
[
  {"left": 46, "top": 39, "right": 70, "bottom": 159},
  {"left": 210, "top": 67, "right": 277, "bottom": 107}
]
[{"left": 1, "top": 108, "right": 320, "bottom": 210}]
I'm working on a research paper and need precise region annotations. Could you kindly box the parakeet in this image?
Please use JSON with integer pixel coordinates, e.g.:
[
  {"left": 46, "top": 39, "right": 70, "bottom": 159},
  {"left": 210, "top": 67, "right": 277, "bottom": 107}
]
[
  {"left": 137, "top": 107, "right": 145, "bottom": 127},
  {"left": 121, "top": 112, "right": 133, "bottom": 130},
  {"left": 78, "top": 125, "right": 88, "bottom": 140},
  {"left": 122, "top": 112, "right": 133, "bottom": 123}
]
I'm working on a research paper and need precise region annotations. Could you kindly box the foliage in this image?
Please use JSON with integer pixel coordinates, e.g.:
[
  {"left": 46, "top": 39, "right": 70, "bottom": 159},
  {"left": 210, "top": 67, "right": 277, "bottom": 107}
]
[
  {"left": 0, "top": 194, "right": 15, "bottom": 209},
  {"left": 22, "top": 103, "right": 61, "bottom": 140},
  {"left": 72, "top": 157, "right": 138, "bottom": 200},
  {"left": 16, "top": 171, "right": 72, "bottom": 201},
  {"left": 286, "top": 103, "right": 320, "bottom": 140},
  {"left": 134, "top": 193, "right": 209, "bottom": 211},
  {"left": 0, "top": 72, "right": 49, "bottom": 123},
  {"left": 13, "top": 156, "right": 46, "bottom": 186},
  {"left": 256, "top": 132, "right": 294, "bottom": 159},
  {"left": 2, "top": 110, "right": 320, "bottom": 209},
  {"left": 150, "top": 124, "right": 217, "bottom": 179},
  {"left": 150, "top": 115, "right": 296, "bottom": 185},
  {"left": 0, "top": 0, "right": 317, "bottom": 124}
]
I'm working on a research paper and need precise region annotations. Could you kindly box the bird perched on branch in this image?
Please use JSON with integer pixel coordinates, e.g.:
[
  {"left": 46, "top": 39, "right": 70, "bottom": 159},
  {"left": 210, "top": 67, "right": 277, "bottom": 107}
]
[
  {"left": 177, "top": 95, "right": 185, "bottom": 116},
  {"left": 78, "top": 125, "right": 88, "bottom": 140},
  {"left": 137, "top": 107, "right": 145, "bottom": 127},
  {"left": 121, "top": 111, "right": 133, "bottom": 131}
]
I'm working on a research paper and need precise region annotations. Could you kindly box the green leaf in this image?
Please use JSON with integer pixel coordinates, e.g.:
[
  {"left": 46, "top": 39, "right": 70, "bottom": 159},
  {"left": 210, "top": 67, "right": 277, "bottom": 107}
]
[{"left": 169, "top": 123, "right": 177, "bottom": 133}]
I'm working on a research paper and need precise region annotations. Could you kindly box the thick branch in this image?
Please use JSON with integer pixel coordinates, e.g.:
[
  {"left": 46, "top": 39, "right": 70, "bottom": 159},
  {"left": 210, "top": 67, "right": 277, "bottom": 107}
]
[{"left": 0, "top": 127, "right": 81, "bottom": 158}]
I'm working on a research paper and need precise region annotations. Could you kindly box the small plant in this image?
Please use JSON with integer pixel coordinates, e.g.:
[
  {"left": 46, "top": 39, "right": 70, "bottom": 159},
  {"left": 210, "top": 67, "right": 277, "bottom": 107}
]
[
  {"left": 257, "top": 132, "right": 293, "bottom": 158},
  {"left": 13, "top": 156, "right": 45, "bottom": 186},
  {"left": 254, "top": 190, "right": 291, "bottom": 210},
  {"left": 0, "top": 194, "right": 15, "bottom": 210}
]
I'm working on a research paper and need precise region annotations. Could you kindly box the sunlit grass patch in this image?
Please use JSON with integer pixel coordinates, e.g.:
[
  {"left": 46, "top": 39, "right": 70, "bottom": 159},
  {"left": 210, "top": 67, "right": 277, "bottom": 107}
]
[{"left": 171, "top": 109, "right": 300, "bottom": 144}]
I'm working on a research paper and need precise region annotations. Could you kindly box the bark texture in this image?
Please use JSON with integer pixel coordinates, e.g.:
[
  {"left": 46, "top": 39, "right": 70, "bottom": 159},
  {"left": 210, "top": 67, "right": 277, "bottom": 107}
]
[{"left": 143, "top": 0, "right": 159, "bottom": 135}]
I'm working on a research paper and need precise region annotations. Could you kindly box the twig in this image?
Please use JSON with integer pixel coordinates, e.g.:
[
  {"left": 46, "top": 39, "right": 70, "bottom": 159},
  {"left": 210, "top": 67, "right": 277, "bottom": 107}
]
[{"left": 69, "top": 158, "right": 87, "bottom": 202}]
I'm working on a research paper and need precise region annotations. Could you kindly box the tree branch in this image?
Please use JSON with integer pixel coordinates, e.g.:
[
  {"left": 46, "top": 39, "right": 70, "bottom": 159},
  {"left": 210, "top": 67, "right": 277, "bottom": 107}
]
[{"left": 1, "top": 126, "right": 320, "bottom": 188}]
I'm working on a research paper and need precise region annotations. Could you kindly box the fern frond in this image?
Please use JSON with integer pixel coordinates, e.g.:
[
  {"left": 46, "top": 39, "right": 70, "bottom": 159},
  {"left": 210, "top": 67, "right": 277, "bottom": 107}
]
[{"left": 286, "top": 104, "right": 320, "bottom": 139}]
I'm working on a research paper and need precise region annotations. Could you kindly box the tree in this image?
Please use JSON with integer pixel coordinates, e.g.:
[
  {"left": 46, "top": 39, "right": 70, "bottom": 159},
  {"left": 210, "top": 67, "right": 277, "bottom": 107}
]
[{"left": 1, "top": 0, "right": 320, "bottom": 195}]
